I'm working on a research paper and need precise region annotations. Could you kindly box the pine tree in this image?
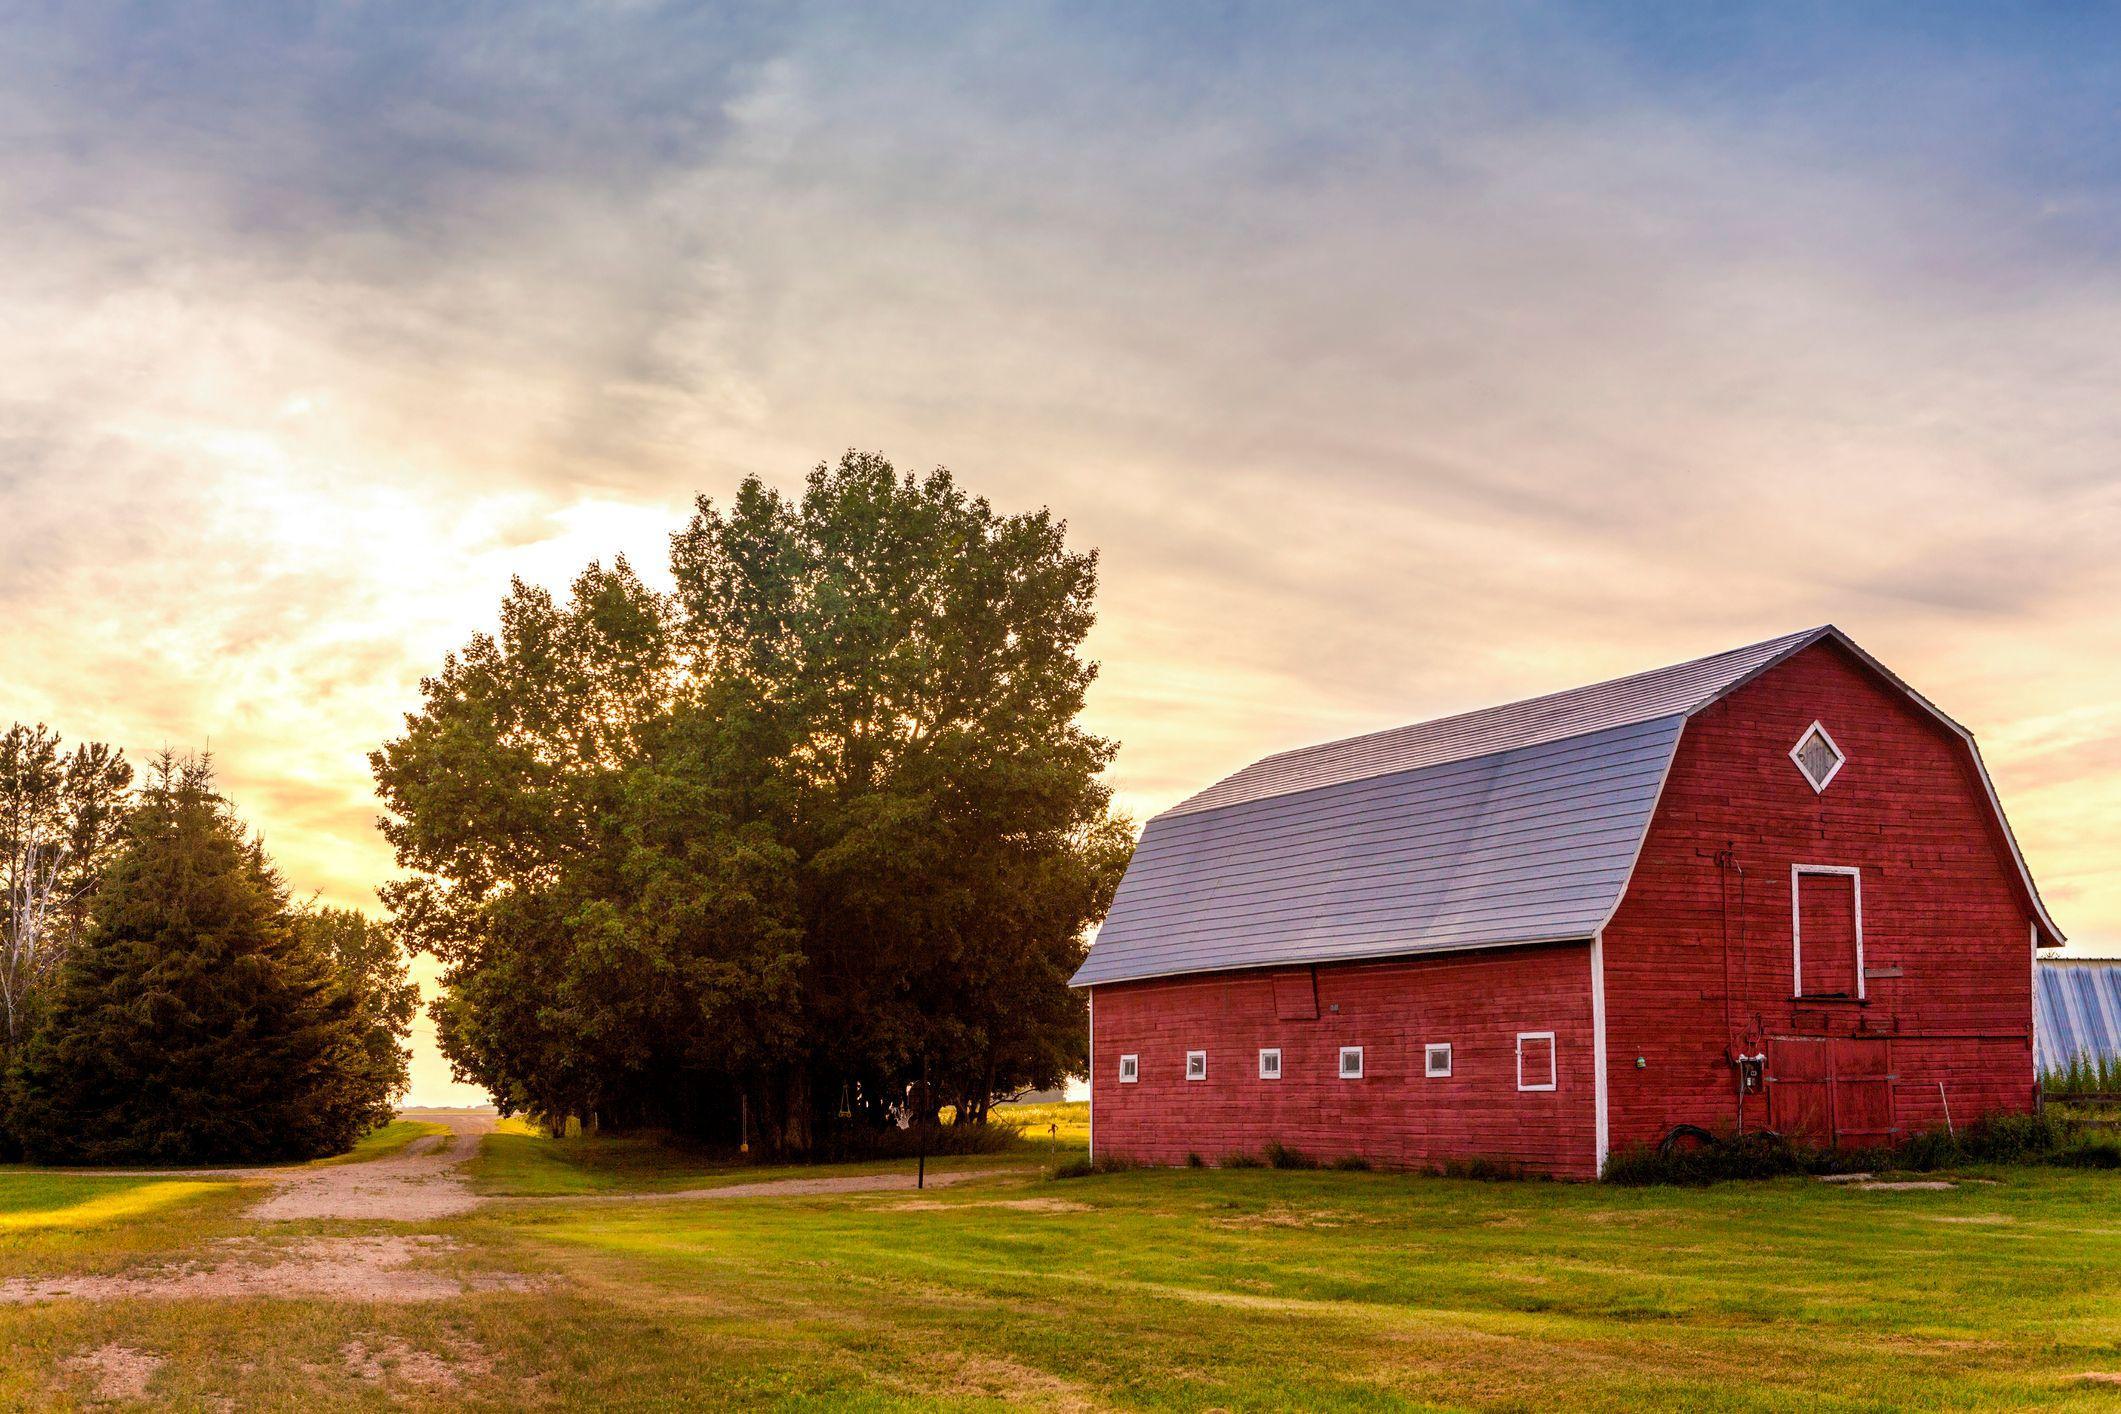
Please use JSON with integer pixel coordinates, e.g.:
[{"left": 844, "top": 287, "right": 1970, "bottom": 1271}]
[{"left": 8, "top": 754, "right": 396, "bottom": 1164}]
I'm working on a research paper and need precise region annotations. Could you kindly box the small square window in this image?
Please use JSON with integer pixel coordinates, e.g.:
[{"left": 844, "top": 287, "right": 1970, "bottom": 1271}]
[
  {"left": 1185, "top": 1050, "right": 1207, "bottom": 1081},
  {"left": 1258, "top": 1048, "right": 1282, "bottom": 1079},
  {"left": 1338, "top": 1046, "right": 1364, "bottom": 1080},
  {"left": 1517, "top": 1032, "right": 1556, "bottom": 1092},
  {"left": 1790, "top": 722, "right": 1846, "bottom": 793},
  {"left": 1424, "top": 1043, "right": 1453, "bottom": 1078},
  {"left": 1118, "top": 1054, "right": 1138, "bottom": 1084}
]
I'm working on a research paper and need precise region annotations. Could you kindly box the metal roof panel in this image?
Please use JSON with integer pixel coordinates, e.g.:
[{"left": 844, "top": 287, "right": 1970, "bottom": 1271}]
[
  {"left": 1163, "top": 627, "right": 1821, "bottom": 819},
  {"left": 1071, "top": 715, "right": 1682, "bottom": 986}
]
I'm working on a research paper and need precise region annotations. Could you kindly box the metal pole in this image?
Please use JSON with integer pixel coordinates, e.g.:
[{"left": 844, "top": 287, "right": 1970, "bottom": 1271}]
[
  {"left": 1938, "top": 1081, "right": 1954, "bottom": 1139},
  {"left": 917, "top": 1054, "right": 929, "bottom": 1191}
]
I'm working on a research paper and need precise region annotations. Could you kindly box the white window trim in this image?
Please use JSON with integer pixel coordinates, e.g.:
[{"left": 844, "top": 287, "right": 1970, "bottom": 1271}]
[
  {"left": 1789, "top": 720, "right": 1847, "bottom": 794},
  {"left": 1516, "top": 1031, "right": 1557, "bottom": 1092},
  {"left": 1117, "top": 1052, "right": 1138, "bottom": 1084},
  {"left": 1792, "top": 863, "right": 1865, "bottom": 1000},
  {"left": 1338, "top": 1046, "right": 1364, "bottom": 1080},
  {"left": 1258, "top": 1047, "right": 1281, "bottom": 1080},
  {"left": 1185, "top": 1050, "right": 1207, "bottom": 1081},
  {"left": 1424, "top": 1042, "right": 1453, "bottom": 1078}
]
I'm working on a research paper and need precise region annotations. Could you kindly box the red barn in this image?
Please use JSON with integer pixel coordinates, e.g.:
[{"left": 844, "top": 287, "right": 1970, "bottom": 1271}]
[{"left": 1074, "top": 627, "right": 2062, "bottom": 1178}]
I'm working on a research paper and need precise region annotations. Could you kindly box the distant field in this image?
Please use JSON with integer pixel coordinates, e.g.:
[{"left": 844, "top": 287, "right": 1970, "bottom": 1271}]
[
  {"left": 990, "top": 1099, "right": 1089, "bottom": 1148},
  {"left": 6, "top": 1113, "right": 2121, "bottom": 1408}
]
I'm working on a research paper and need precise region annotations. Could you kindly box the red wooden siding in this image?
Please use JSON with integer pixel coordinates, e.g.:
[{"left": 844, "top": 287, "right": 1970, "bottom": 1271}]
[
  {"left": 1601, "top": 640, "right": 2038, "bottom": 1155},
  {"left": 1090, "top": 943, "right": 1598, "bottom": 1179}
]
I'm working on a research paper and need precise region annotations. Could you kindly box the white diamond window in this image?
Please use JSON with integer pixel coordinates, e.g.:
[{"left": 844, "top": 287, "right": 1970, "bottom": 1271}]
[{"left": 1790, "top": 723, "right": 1845, "bottom": 793}]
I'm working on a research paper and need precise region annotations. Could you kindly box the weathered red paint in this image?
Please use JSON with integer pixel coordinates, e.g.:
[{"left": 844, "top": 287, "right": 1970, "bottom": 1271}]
[
  {"left": 1600, "top": 639, "right": 2040, "bottom": 1156},
  {"left": 1089, "top": 639, "right": 2043, "bottom": 1178},
  {"left": 1091, "top": 943, "right": 1599, "bottom": 1179}
]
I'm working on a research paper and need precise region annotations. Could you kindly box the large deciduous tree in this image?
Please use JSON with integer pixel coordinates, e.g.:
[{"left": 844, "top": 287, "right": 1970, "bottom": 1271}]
[
  {"left": 9, "top": 755, "right": 401, "bottom": 1163},
  {"left": 0, "top": 724, "right": 131, "bottom": 1056},
  {"left": 374, "top": 453, "right": 1130, "bottom": 1150},
  {"left": 292, "top": 905, "right": 421, "bottom": 1117}
]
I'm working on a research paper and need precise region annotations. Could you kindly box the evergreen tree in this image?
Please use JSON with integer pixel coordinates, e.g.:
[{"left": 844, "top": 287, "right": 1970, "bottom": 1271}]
[{"left": 9, "top": 755, "right": 397, "bottom": 1164}]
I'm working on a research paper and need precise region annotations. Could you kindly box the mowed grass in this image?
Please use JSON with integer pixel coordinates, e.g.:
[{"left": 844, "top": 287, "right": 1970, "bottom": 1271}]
[
  {"left": 470, "top": 1111, "right": 1073, "bottom": 1197},
  {"left": 5, "top": 1114, "right": 2121, "bottom": 1409},
  {"left": 481, "top": 1156, "right": 2121, "bottom": 1409},
  {"left": 0, "top": 1169, "right": 251, "bottom": 1286}
]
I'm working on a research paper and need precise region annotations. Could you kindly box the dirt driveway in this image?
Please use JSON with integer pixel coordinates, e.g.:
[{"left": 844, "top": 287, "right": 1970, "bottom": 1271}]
[
  {"left": 249, "top": 1109, "right": 494, "bottom": 1222},
  {"left": 4, "top": 1110, "right": 1030, "bottom": 1310}
]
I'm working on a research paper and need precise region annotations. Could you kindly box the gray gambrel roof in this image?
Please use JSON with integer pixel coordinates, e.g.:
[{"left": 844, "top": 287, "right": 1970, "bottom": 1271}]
[{"left": 1072, "top": 626, "right": 2061, "bottom": 988}]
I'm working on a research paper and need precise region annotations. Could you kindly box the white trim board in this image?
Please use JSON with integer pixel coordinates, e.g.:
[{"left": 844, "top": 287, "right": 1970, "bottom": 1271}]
[
  {"left": 1590, "top": 932, "right": 1609, "bottom": 1174},
  {"left": 1792, "top": 864, "right": 1865, "bottom": 1000},
  {"left": 1087, "top": 991, "right": 1096, "bottom": 1162},
  {"left": 1789, "top": 720, "right": 1847, "bottom": 793}
]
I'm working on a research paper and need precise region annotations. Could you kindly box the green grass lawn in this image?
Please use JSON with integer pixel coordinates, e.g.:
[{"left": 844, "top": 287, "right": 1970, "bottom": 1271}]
[
  {"left": 470, "top": 1114, "right": 1054, "bottom": 1197},
  {"left": 5, "top": 1115, "right": 2121, "bottom": 1409},
  {"left": 316, "top": 1117, "right": 451, "bottom": 1166}
]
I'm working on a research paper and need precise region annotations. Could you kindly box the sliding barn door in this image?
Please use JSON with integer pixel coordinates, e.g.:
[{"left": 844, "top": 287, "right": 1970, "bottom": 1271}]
[
  {"left": 1768, "top": 1037, "right": 1831, "bottom": 1141},
  {"left": 1768, "top": 1035, "right": 1896, "bottom": 1147}
]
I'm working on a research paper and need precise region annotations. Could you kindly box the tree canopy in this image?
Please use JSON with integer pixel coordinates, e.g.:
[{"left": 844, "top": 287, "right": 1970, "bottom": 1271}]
[
  {"left": 373, "top": 453, "right": 1132, "bottom": 1149},
  {"left": 8, "top": 755, "right": 404, "bottom": 1163},
  {"left": 0, "top": 723, "right": 131, "bottom": 1053}
]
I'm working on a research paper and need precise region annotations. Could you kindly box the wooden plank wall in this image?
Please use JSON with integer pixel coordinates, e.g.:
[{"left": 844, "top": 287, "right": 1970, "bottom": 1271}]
[
  {"left": 1091, "top": 943, "right": 1598, "bottom": 1178},
  {"left": 1602, "top": 640, "right": 2039, "bottom": 1153}
]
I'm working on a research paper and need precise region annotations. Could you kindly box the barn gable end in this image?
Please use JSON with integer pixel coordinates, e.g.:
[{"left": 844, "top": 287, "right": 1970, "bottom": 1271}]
[{"left": 1600, "top": 638, "right": 2052, "bottom": 1158}]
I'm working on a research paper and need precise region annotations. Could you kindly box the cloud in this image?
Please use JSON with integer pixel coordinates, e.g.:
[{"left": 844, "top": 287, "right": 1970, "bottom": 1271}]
[{"left": 4, "top": 4, "right": 2119, "bottom": 1104}]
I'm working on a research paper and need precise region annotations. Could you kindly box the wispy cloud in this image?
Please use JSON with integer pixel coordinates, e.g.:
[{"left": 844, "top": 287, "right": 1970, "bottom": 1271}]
[{"left": 5, "top": 4, "right": 2120, "bottom": 1096}]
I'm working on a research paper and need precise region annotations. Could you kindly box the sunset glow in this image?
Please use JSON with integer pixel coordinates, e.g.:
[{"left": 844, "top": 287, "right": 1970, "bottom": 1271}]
[{"left": 5, "top": 6, "right": 2117, "bottom": 1106}]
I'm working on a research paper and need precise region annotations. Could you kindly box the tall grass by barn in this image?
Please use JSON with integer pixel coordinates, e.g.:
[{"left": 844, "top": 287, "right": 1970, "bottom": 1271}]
[{"left": 2044, "top": 1053, "right": 2121, "bottom": 1102}]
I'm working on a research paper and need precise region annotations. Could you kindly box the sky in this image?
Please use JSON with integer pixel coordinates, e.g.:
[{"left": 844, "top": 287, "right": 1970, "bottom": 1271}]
[{"left": 3, "top": 3, "right": 2118, "bottom": 1106}]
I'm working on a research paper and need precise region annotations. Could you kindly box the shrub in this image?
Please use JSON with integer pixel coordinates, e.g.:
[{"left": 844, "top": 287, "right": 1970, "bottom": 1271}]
[
  {"left": 823, "top": 1121, "right": 1022, "bottom": 1162},
  {"left": 1895, "top": 1128, "right": 1959, "bottom": 1172},
  {"left": 1263, "top": 1142, "right": 1318, "bottom": 1170},
  {"left": 1185, "top": 1151, "right": 1205, "bottom": 1168},
  {"left": 1049, "top": 1153, "right": 1140, "bottom": 1180},
  {"left": 1437, "top": 1156, "right": 1530, "bottom": 1182},
  {"left": 1330, "top": 1155, "right": 1373, "bottom": 1172},
  {"left": 1961, "top": 1110, "right": 2063, "bottom": 1163},
  {"left": 1602, "top": 1111, "right": 2103, "bottom": 1185},
  {"left": 2051, "top": 1132, "right": 2121, "bottom": 1169},
  {"left": 1221, "top": 1151, "right": 1266, "bottom": 1169},
  {"left": 1603, "top": 1130, "right": 1806, "bottom": 1186}
]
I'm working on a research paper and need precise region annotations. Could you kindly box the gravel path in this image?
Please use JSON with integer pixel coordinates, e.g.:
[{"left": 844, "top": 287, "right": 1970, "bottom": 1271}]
[
  {"left": 0, "top": 1235, "right": 540, "bottom": 1304},
  {"left": 248, "top": 1110, "right": 494, "bottom": 1222},
  {"left": 11, "top": 1113, "right": 1037, "bottom": 1312}
]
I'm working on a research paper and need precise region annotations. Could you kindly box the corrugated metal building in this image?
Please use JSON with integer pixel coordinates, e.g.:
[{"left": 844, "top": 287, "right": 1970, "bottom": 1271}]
[
  {"left": 1076, "top": 628, "right": 2062, "bottom": 1177},
  {"left": 2036, "top": 960, "right": 2121, "bottom": 1075}
]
